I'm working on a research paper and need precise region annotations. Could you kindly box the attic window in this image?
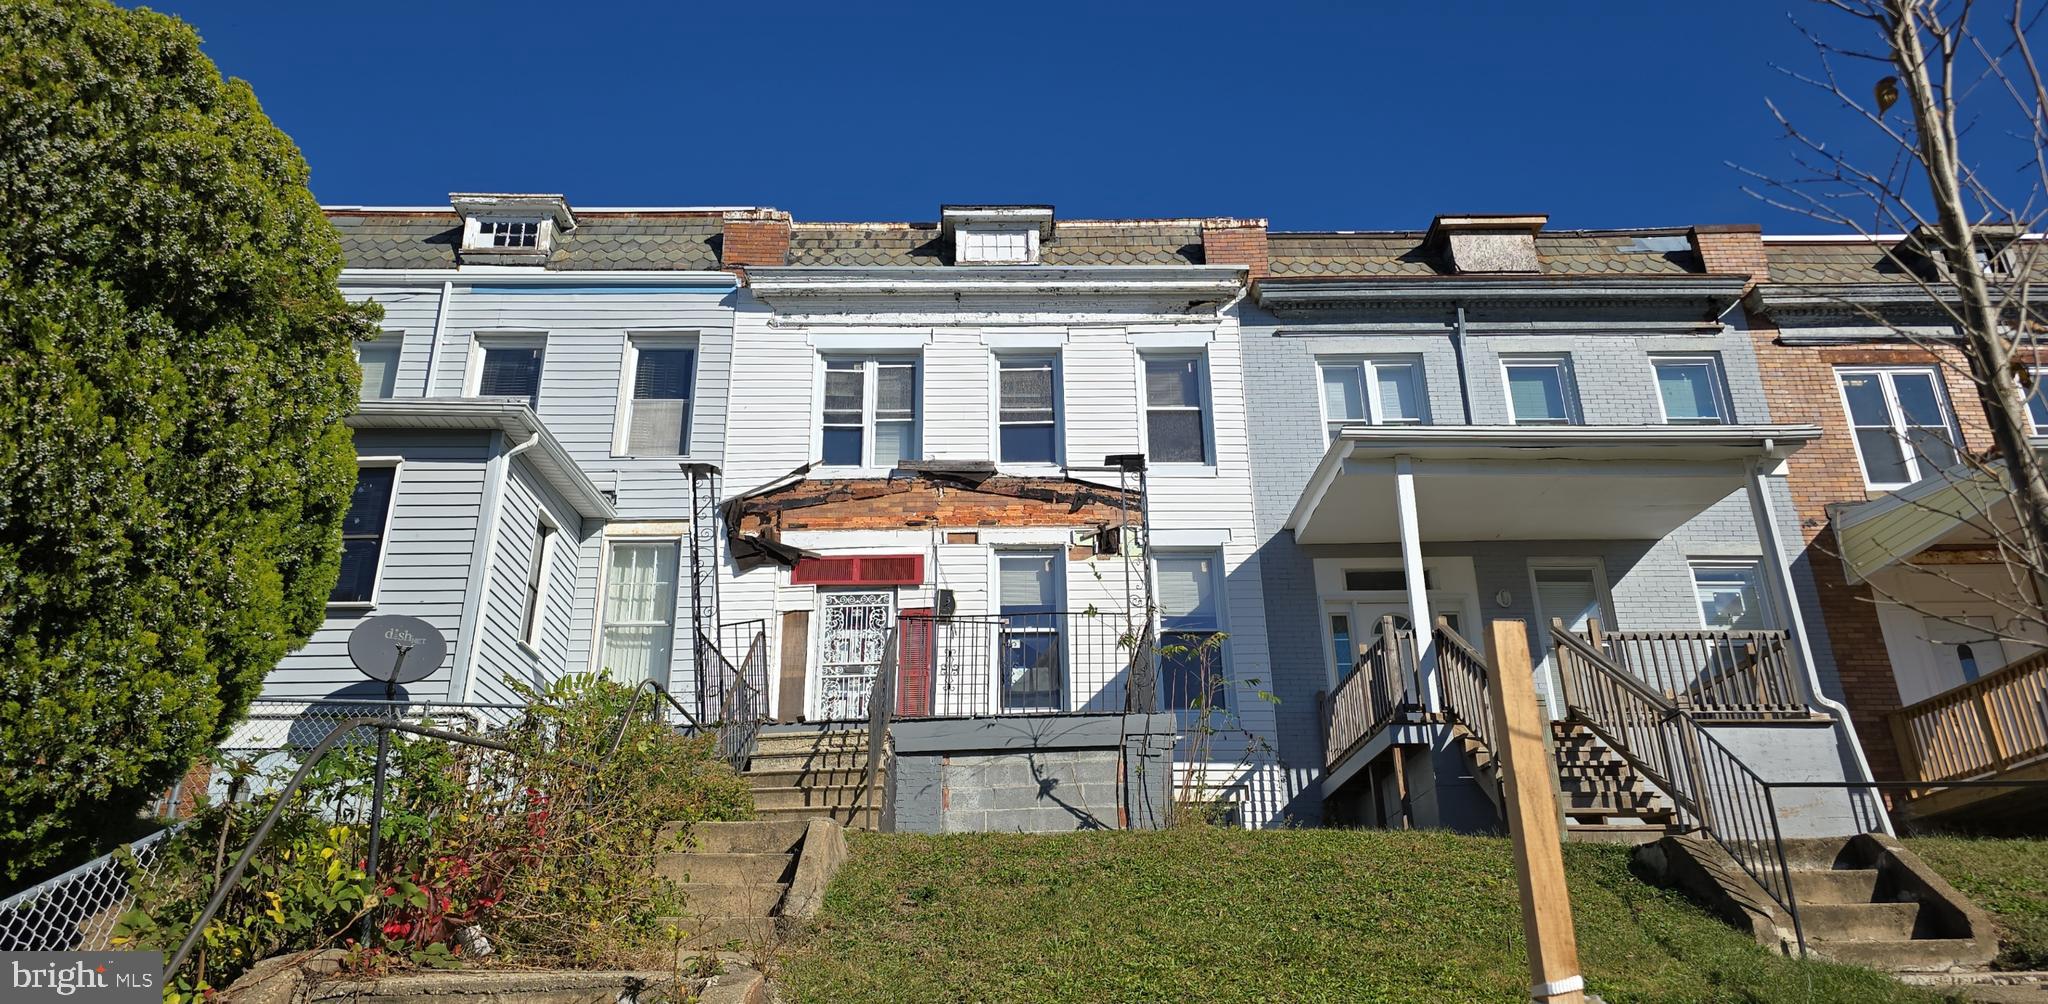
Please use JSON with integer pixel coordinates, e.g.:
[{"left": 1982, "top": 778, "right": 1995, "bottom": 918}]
[
  {"left": 1975, "top": 246, "right": 2013, "bottom": 276},
  {"left": 478, "top": 219, "right": 540, "bottom": 249},
  {"left": 959, "top": 227, "right": 1038, "bottom": 265}
]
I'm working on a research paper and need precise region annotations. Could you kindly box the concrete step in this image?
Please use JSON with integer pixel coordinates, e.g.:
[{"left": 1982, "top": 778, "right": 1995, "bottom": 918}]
[
  {"left": 662, "top": 914, "right": 778, "bottom": 951},
  {"left": 662, "top": 819, "right": 810, "bottom": 855},
  {"left": 1791, "top": 868, "right": 1883, "bottom": 905},
  {"left": 1566, "top": 823, "right": 1674, "bottom": 845},
  {"left": 1799, "top": 901, "right": 1923, "bottom": 942},
  {"left": 1808, "top": 937, "right": 1984, "bottom": 972},
  {"left": 743, "top": 767, "right": 875, "bottom": 789},
  {"left": 753, "top": 803, "right": 879, "bottom": 828},
  {"left": 677, "top": 882, "right": 788, "bottom": 918},
  {"left": 747, "top": 751, "right": 872, "bottom": 773},
  {"left": 752, "top": 731, "right": 870, "bottom": 753},
  {"left": 751, "top": 784, "right": 873, "bottom": 810},
  {"left": 653, "top": 852, "right": 795, "bottom": 886}
]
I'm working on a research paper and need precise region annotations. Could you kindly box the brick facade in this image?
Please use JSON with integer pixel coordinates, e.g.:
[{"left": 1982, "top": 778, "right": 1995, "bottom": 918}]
[
  {"left": 1734, "top": 225, "right": 1999, "bottom": 781},
  {"left": 1201, "top": 219, "right": 1270, "bottom": 279},
  {"left": 720, "top": 209, "right": 792, "bottom": 275}
]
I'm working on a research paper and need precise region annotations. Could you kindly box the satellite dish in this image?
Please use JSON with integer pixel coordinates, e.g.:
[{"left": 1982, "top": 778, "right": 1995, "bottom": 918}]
[{"left": 348, "top": 615, "right": 446, "bottom": 686}]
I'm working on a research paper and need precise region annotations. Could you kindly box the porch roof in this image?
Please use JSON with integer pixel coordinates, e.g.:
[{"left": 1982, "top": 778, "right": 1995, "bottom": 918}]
[
  {"left": 1829, "top": 463, "right": 2018, "bottom": 583},
  {"left": 1283, "top": 425, "right": 1819, "bottom": 544},
  {"left": 347, "top": 399, "right": 615, "bottom": 520}
]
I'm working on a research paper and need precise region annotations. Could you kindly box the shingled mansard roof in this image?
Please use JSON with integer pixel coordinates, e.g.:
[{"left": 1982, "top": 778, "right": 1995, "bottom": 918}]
[
  {"left": 328, "top": 210, "right": 725, "bottom": 271},
  {"left": 785, "top": 220, "right": 1206, "bottom": 267},
  {"left": 1266, "top": 229, "right": 1704, "bottom": 277}
]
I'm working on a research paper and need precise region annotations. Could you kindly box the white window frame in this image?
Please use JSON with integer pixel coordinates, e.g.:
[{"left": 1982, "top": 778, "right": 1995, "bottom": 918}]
[
  {"left": 329, "top": 457, "right": 403, "bottom": 609},
  {"left": 1688, "top": 558, "right": 1771, "bottom": 630},
  {"left": 2026, "top": 367, "right": 2048, "bottom": 434},
  {"left": 519, "top": 513, "right": 560, "bottom": 654},
  {"left": 465, "top": 332, "right": 548, "bottom": 402},
  {"left": 1138, "top": 352, "right": 1215, "bottom": 468},
  {"left": 463, "top": 216, "right": 548, "bottom": 251},
  {"left": 590, "top": 534, "right": 683, "bottom": 686},
  {"left": 1650, "top": 354, "right": 1732, "bottom": 425},
  {"left": 355, "top": 334, "right": 403, "bottom": 400},
  {"left": 994, "top": 354, "right": 1063, "bottom": 467},
  {"left": 1501, "top": 355, "right": 1582, "bottom": 425},
  {"left": 957, "top": 225, "right": 1040, "bottom": 265},
  {"left": 1317, "top": 357, "right": 1429, "bottom": 441},
  {"left": 612, "top": 333, "right": 699, "bottom": 457},
  {"left": 1153, "top": 549, "right": 1230, "bottom": 712},
  {"left": 816, "top": 354, "right": 921, "bottom": 473},
  {"left": 1833, "top": 366, "right": 1962, "bottom": 490}
]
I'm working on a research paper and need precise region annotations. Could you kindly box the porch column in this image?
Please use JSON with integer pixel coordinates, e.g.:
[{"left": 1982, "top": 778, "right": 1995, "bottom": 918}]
[
  {"left": 1743, "top": 456, "right": 1893, "bottom": 831},
  {"left": 1394, "top": 455, "right": 1441, "bottom": 712}
]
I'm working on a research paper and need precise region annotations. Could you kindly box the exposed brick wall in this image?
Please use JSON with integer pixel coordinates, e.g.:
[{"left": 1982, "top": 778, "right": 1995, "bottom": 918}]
[
  {"left": 1202, "top": 219, "right": 1270, "bottom": 280},
  {"left": 1743, "top": 308, "right": 1996, "bottom": 782},
  {"left": 1692, "top": 225, "right": 1770, "bottom": 287},
  {"left": 721, "top": 209, "right": 791, "bottom": 276},
  {"left": 732, "top": 476, "right": 1142, "bottom": 537}
]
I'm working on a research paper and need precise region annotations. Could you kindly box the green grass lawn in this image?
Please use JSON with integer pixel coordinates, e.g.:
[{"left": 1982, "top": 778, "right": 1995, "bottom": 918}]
[
  {"left": 773, "top": 828, "right": 1952, "bottom": 1004},
  {"left": 1907, "top": 837, "right": 2048, "bottom": 970}
]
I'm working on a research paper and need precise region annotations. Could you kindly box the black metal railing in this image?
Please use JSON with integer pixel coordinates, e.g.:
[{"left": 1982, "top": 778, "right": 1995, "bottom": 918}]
[
  {"left": 1552, "top": 622, "right": 1806, "bottom": 955},
  {"left": 887, "top": 611, "right": 1160, "bottom": 718},
  {"left": 709, "top": 626, "right": 768, "bottom": 772}
]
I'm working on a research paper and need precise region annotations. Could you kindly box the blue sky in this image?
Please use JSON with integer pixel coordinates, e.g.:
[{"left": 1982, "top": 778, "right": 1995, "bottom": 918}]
[{"left": 138, "top": 1, "right": 1961, "bottom": 231}]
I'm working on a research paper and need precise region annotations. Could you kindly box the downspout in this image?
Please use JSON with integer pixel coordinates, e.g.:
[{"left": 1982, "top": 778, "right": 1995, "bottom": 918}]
[
  {"left": 1743, "top": 451, "right": 1894, "bottom": 835},
  {"left": 449, "top": 430, "right": 544, "bottom": 703},
  {"left": 1451, "top": 303, "right": 1474, "bottom": 424},
  {"left": 422, "top": 280, "right": 453, "bottom": 396}
]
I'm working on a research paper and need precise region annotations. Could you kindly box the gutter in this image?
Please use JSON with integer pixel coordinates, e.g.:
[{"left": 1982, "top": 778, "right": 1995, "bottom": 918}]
[
  {"left": 449, "top": 431, "right": 542, "bottom": 703},
  {"left": 423, "top": 280, "right": 452, "bottom": 395}
]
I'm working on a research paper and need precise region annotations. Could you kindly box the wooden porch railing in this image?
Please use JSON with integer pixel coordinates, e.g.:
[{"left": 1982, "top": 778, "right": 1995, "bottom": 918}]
[
  {"left": 1434, "top": 618, "right": 1501, "bottom": 773},
  {"left": 1322, "top": 616, "right": 1420, "bottom": 769},
  {"left": 1888, "top": 647, "right": 2048, "bottom": 785},
  {"left": 1577, "top": 625, "right": 1808, "bottom": 719}
]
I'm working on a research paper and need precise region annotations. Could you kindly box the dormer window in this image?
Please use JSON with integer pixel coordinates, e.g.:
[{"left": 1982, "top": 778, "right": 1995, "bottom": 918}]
[
  {"left": 941, "top": 205, "right": 1054, "bottom": 266},
  {"left": 451, "top": 193, "right": 575, "bottom": 264},
  {"left": 960, "top": 227, "right": 1037, "bottom": 264},
  {"left": 477, "top": 219, "right": 540, "bottom": 249}
]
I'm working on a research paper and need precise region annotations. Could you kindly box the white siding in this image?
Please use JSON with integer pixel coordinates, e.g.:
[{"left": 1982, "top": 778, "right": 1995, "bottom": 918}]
[{"left": 264, "top": 430, "right": 492, "bottom": 701}]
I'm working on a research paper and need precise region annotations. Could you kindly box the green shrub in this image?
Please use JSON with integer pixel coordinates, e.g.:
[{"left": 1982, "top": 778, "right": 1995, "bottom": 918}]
[
  {"left": 115, "top": 675, "right": 754, "bottom": 999},
  {"left": 0, "top": 0, "right": 380, "bottom": 883}
]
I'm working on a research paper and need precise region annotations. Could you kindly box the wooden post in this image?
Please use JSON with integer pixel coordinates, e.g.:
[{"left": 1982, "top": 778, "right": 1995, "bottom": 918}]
[{"left": 1488, "top": 619, "right": 1587, "bottom": 1004}]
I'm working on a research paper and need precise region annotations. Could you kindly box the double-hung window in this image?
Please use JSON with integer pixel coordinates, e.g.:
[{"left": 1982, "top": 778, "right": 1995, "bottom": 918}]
[
  {"left": 2027, "top": 368, "right": 2048, "bottom": 433},
  {"left": 621, "top": 338, "right": 696, "bottom": 456},
  {"left": 1652, "top": 356, "right": 1730, "bottom": 424},
  {"left": 1504, "top": 356, "right": 1580, "bottom": 425},
  {"left": 1156, "top": 552, "right": 1226, "bottom": 710},
  {"left": 1319, "top": 358, "right": 1426, "bottom": 440},
  {"left": 998, "top": 357, "right": 1060, "bottom": 464},
  {"left": 356, "top": 336, "right": 401, "bottom": 400},
  {"left": 1836, "top": 368, "right": 1960, "bottom": 488},
  {"left": 599, "top": 541, "right": 678, "bottom": 687},
  {"left": 1691, "top": 561, "right": 1768, "bottom": 630},
  {"left": 520, "top": 518, "right": 558, "bottom": 650},
  {"left": 1144, "top": 355, "right": 1211, "bottom": 464},
  {"left": 822, "top": 357, "right": 919, "bottom": 469},
  {"left": 474, "top": 337, "right": 545, "bottom": 405},
  {"left": 331, "top": 464, "right": 398, "bottom": 605}
]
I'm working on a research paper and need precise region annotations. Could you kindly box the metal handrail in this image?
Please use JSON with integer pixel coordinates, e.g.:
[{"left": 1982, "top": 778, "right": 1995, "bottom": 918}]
[
  {"left": 710, "top": 628, "right": 767, "bottom": 772},
  {"left": 605, "top": 680, "right": 704, "bottom": 761},
  {"left": 165, "top": 717, "right": 575, "bottom": 980},
  {"left": 1551, "top": 623, "right": 1806, "bottom": 956}
]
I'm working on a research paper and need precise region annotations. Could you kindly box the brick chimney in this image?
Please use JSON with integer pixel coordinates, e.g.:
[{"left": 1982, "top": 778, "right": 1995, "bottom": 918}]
[
  {"left": 1201, "top": 218, "right": 1269, "bottom": 279},
  {"left": 721, "top": 209, "right": 791, "bottom": 277},
  {"left": 1690, "top": 224, "right": 1769, "bottom": 286}
]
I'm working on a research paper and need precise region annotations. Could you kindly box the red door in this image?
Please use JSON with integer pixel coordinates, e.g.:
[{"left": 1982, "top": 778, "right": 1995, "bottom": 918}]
[{"left": 896, "top": 608, "right": 934, "bottom": 717}]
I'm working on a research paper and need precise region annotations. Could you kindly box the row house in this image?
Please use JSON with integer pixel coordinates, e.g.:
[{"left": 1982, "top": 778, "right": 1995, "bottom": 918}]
[
  {"left": 1742, "top": 228, "right": 2048, "bottom": 830},
  {"left": 272, "top": 194, "right": 2048, "bottom": 839},
  {"left": 1241, "top": 215, "right": 1884, "bottom": 839}
]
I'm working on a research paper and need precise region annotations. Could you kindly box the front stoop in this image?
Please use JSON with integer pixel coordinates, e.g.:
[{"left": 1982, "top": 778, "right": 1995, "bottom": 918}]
[
  {"left": 1636, "top": 832, "right": 1999, "bottom": 973},
  {"left": 743, "top": 727, "right": 885, "bottom": 831},
  {"left": 653, "top": 817, "right": 848, "bottom": 953}
]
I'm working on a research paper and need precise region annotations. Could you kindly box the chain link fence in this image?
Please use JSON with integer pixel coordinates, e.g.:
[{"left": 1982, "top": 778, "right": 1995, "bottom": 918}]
[{"left": 0, "top": 699, "right": 529, "bottom": 953}]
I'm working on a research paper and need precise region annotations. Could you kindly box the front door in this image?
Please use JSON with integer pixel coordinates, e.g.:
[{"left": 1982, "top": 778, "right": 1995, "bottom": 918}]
[
  {"left": 1530, "top": 563, "right": 1613, "bottom": 718},
  {"left": 1923, "top": 616, "right": 2009, "bottom": 696},
  {"left": 998, "top": 552, "right": 1064, "bottom": 712},
  {"left": 816, "top": 589, "right": 893, "bottom": 720}
]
